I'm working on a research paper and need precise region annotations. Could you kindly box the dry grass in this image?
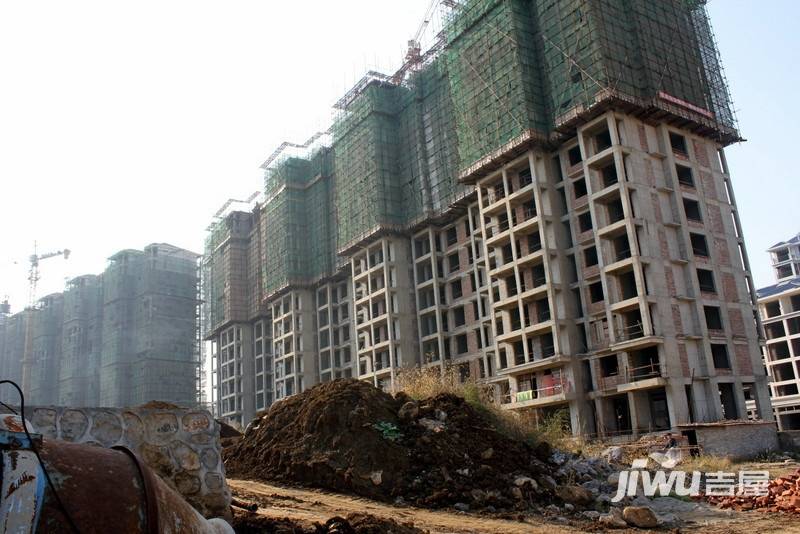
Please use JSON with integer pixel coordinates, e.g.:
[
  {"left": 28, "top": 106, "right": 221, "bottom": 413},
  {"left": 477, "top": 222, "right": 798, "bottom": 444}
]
[
  {"left": 679, "top": 453, "right": 733, "bottom": 473},
  {"left": 393, "top": 366, "right": 574, "bottom": 449}
]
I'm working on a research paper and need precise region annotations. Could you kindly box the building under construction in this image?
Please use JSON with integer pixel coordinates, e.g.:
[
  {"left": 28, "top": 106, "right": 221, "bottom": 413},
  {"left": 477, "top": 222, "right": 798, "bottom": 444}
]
[
  {"left": 204, "top": 0, "right": 773, "bottom": 435},
  {"left": 0, "top": 243, "right": 202, "bottom": 408},
  {"left": 757, "top": 233, "right": 800, "bottom": 431}
]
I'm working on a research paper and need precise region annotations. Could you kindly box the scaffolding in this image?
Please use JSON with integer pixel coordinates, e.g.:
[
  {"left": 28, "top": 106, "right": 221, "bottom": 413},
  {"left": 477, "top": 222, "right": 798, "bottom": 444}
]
[{"left": 257, "top": 0, "right": 737, "bottom": 295}]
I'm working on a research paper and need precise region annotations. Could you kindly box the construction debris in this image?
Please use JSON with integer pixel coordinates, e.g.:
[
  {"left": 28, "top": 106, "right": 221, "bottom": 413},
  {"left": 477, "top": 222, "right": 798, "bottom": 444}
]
[
  {"left": 225, "top": 379, "right": 615, "bottom": 514},
  {"left": 230, "top": 510, "right": 426, "bottom": 534},
  {"left": 707, "top": 468, "right": 800, "bottom": 514}
]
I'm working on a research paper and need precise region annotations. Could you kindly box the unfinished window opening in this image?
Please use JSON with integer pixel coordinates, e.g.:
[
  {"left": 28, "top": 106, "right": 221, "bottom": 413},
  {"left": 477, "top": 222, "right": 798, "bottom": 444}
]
[
  {"left": 773, "top": 361, "right": 796, "bottom": 382},
  {"left": 505, "top": 275, "right": 518, "bottom": 297},
  {"left": 764, "top": 301, "right": 781, "bottom": 318},
  {"left": 690, "top": 233, "right": 709, "bottom": 257},
  {"left": 578, "top": 211, "right": 593, "bottom": 232},
  {"left": 683, "top": 198, "right": 702, "bottom": 222},
  {"left": 676, "top": 165, "right": 694, "bottom": 187},
  {"left": 768, "top": 341, "right": 790, "bottom": 361},
  {"left": 589, "top": 281, "right": 604, "bottom": 303},
  {"left": 788, "top": 317, "right": 800, "bottom": 335},
  {"left": 532, "top": 263, "right": 546, "bottom": 287},
  {"left": 711, "top": 343, "right": 730, "bottom": 369},
  {"left": 669, "top": 132, "right": 688, "bottom": 155},
  {"left": 573, "top": 178, "right": 587, "bottom": 198},
  {"left": 448, "top": 253, "right": 460, "bottom": 273},
  {"left": 697, "top": 268, "right": 716, "bottom": 293},
  {"left": 451, "top": 279, "right": 463, "bottom": 300},
  {"left": 446, "top": 227, "right": 457, "bottom": 247},
  {"left": 600, "top": 355, "right": 619, "bottom": 377},
  {"left": 718, "top": 383, "right": 739, "bottom": 419},
  {"left": 704, "top": 305, "right": 723, "bottom": 331},
  {"left": 606, "top": 198, "right": 624, "bottom": 224},
  {"left": 629, "top": 346, "right": 660, "bottom": 379},
  {"left": 613, "top": 234, "right": 631, "bottom": 261},
  {"left": 527, "top": 231, "right": 542, "bottom": 254},
  {"left": 519, "top": 168, "right": 533, "bottom": 188},
  {"left": 777, "top": 265, "right": 793, "bottom": 279},
  {"left": 536, "top": 298, "right": 551, "bottom": 323},
  {"left": 584, "top": 245, "right": 598, "bottom": 267},
  {"left": 595, "top": 129, "right": 612, "bottom": 152},
  {"left": 619, "top": 270, "right": 637, "bottom": 300},
  {"left": 601, "top": 163, "right": 618, "bottom": 188},
  {"left": 568, "top": 145, "right": 582, "bottom": 166},
  {"left": 455, "top": 334, "right": 468, "bottom": 355},
  {"left": 765, "top": 322, "right": 786, "bottom": 339}
]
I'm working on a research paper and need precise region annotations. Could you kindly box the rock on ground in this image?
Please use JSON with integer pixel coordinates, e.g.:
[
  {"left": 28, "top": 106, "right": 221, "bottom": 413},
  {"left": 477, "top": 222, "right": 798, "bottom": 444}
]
[{"left": 622, "top": 506, "right": 659, "bottom": 528}]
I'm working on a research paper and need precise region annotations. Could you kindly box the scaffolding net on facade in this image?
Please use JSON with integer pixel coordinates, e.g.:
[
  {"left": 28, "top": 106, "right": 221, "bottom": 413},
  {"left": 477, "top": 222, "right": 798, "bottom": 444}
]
[{"left": 255, "top": 0, "right": 737, "bottom": 296}]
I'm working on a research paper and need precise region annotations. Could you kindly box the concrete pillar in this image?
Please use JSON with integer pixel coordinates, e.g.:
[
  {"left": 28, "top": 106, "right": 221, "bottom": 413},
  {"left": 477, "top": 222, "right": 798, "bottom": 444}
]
[{"left": 628, "top": 391, "right": 640, "bottom": 437}]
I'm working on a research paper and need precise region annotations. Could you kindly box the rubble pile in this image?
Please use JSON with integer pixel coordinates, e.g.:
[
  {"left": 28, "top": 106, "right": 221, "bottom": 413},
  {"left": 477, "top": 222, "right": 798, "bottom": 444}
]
[
  {"left": 225, "top": 379, "right": 613, "bottom": 513},
  {"left": 231, "top": 511, "right": 425, "bottom": 534},
  {"left": 707, "top": 468, "right": 800, "bottom": 514}
]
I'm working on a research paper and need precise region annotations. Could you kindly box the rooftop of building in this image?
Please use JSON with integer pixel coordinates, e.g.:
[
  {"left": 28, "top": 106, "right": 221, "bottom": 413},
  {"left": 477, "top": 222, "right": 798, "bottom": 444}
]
[
  {"left": 768, "top": 232, "right": 800, "bottom": 251},
  {"left": 757, "top": 275, "right": 800, "bottom": 300}
]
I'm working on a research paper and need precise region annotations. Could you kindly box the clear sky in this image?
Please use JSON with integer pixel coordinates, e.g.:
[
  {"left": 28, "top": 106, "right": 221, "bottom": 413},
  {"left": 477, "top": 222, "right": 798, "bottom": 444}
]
[{"left": 0, "top": 1, "right": 797, "bottom": 312}]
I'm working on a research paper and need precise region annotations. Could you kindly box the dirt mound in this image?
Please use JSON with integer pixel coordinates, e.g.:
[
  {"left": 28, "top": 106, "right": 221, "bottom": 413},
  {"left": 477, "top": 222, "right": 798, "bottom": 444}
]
[
  {"left": 230, "top": 510, "right": 425, "bottom": 534},
  {"left": 224, "top": 379, "right": 562, "bottom": 511}
]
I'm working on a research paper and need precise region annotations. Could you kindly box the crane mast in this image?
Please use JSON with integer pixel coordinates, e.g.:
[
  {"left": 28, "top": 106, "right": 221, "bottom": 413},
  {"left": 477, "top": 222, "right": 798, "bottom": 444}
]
[{"left": 21, "top": 241, "right": 70, "bottom": 395}]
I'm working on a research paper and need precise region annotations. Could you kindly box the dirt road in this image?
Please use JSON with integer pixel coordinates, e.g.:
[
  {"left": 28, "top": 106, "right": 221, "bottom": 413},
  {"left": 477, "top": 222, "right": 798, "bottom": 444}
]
[{"left": 229, "top": 478, "right": 800, "bottom": 533}]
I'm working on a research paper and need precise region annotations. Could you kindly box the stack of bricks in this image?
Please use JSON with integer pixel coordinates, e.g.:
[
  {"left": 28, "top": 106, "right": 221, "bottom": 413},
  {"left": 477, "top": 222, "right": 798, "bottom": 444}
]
[{"left": 708, "top": 469, "right": 800, "bottom": 514}]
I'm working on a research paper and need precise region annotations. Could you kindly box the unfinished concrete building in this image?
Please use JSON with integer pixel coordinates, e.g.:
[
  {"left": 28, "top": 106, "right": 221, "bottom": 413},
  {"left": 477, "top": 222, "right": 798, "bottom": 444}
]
[
  {"left": 26, "top": 293, "right": 64, "bottom": 405},
  {"left": 203, "top": 197, "right": 273, "bottom": 425},
  {"left": 0, "top": 306, "right": 26, "bottom": 405},
  {"left": 59, "top": 274, "right": 104, "bottom": 407},
  {"left": 100, "top": 244, "right": 201, "bottom": 407},
  {"left": 758, "top": 233, "right": 800, "bottom": 430},
  {"left": 206, "top": 0, "right": 772, "bottom": 436},
  {"left": 0, "top": 243, "right": 201, "bottom": 408}
]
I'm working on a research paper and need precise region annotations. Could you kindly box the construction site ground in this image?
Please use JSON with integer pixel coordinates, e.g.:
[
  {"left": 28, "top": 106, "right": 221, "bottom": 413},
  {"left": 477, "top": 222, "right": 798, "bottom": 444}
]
[{"left": 229, "top": 476, "right": 800, "bottom": 534}]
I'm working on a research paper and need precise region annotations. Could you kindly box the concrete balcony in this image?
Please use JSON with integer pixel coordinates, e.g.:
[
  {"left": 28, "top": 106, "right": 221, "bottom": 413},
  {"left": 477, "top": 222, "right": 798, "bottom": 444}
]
[
  {"left": 499, "top": 353, "right": 571, "bottom": 375},
  {"left": 617, "top": 363, "right": 667, "bottom": 392},
  {"left": 502, "top": 381, "right": 573, "bottom": 410}
]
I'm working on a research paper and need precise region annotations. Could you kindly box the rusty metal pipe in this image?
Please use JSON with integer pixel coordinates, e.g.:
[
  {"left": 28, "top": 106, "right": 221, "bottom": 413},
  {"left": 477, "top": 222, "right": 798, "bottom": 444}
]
[{"left": 16, "top": 439, "right": 233, "bottom": 534}]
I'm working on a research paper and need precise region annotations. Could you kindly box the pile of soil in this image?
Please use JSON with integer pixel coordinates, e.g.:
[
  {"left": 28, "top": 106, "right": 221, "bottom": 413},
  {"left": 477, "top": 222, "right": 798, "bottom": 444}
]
[
  {"left": 230, "top": 511, "right": 425, "bottom": 534},
  {"left": 224, "top": 379, "right": 566, "bottom": 511}
]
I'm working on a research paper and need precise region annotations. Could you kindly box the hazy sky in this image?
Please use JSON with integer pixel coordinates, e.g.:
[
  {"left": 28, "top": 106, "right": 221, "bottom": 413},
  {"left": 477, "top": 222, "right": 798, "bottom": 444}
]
[{"left": 0, "top": 0, "right": 797, "bottom": 312}]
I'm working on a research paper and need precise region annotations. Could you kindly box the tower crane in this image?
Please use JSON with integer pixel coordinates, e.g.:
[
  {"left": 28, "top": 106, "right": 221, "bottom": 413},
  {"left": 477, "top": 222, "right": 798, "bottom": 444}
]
[
  {"left": 392, "top": 0, "right": 461, "bottom": 84},
  {"left": 27, "top": 242, "right": 70, "bottom": 308},
  {"left": 21, "top": 242, "right": 70, "bottom": 394}
]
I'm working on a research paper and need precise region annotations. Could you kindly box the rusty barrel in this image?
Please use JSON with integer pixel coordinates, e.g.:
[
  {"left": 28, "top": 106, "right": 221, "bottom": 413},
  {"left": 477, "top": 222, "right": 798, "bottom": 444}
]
[{"left": 27, "top": 439, "right": 232, "bottom": 533}]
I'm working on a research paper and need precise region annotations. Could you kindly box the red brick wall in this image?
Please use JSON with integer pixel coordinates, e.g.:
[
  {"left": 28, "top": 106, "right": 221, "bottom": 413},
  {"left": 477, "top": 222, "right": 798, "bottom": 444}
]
[
  {"left": 722, "top": 272, "right": 739, "bottom": 303},
  {"left": 728, "top": 308, "right": 745, "bottom": 337},
  {"left": 700, "top": 171, "right": 716, "bottom": 201},
  {"left": 714, "top": 238, "right": 731, "bottom": 267},
  {"left": 672, "top": 304, "right": 684, "bottom": 334},
  {"left": 734, "top": 343, "right": 753, "bottom": 375},
  {"left": 693, "top": 139, "right": 710, "bottom": 168},
  {"left": 638, "top": 125, "right": 649, "bottom": 152},
  {"left": 678, "top": 342, "right": 690, "bottom": 377},
  {"left": 708, "top": 204, "right": 724, "bottom": 234}
]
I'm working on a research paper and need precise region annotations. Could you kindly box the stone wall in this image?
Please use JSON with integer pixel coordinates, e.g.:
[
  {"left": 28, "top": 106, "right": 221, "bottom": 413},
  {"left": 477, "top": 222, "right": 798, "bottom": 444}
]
[{"left": 18, "top": 405, "right": 230, "bottom": 519}]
